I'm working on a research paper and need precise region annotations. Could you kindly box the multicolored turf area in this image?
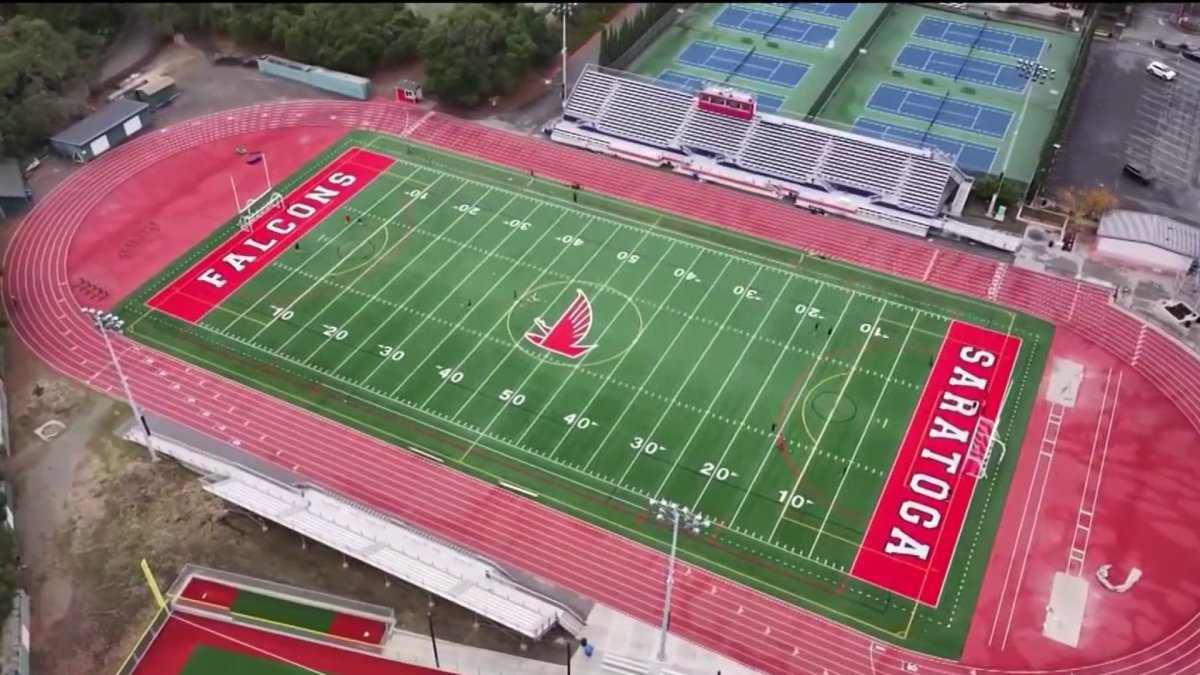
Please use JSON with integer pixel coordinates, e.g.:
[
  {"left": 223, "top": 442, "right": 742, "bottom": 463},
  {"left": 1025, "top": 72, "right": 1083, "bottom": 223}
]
[{"left": 117, "top": 130, "right": 1052, "bottom": 657}]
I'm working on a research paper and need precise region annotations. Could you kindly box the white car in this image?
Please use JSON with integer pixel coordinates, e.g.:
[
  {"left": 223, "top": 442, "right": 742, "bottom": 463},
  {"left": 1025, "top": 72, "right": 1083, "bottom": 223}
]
[{"left": 1147, "top": 61, "right": 1177, "bottom": 82}]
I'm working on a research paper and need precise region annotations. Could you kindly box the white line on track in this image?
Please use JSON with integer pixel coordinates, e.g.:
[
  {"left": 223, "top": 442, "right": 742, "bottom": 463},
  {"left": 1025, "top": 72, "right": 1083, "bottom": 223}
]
[
  {"left": 768, "top": 299, "right": 889, "bottom": 541},
  {"left": 807, "top": 309, "right": 918, "bottom": 556}
]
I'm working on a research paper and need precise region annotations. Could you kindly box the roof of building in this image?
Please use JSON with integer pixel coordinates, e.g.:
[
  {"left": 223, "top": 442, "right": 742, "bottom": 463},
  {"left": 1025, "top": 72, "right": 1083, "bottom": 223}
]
[
  {"left": 138, "top": 74, "right": 176, "bottom": 96},
  {"left": 1098, "top": 209, "right": 1200, "bottom": 259},
  {"left": 0, "top": 159, "right": 27, "bottom": 199},
  {"left": 51, "top": 98, "right": 149, "bottom": 148}
]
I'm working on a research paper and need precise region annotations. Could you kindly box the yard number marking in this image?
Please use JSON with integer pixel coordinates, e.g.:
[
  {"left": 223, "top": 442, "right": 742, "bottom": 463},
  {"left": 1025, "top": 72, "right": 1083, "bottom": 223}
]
[
  {"left": 674, "top": 268, "right": 701, "bottom": 282},
  {"left": 455, "top": 204, "right": 481, "bottom": 215},
  {"left": 795, "top": 304, "right": 823, "bottom": 318},
  {"left": 407, "top": 188, "right": 428, "bottom": 200},
  {"left": 564, "top": 413, "right": 596, "bottom": 429},
  {"left": 777, "top": 491, "right": 809, "bottom": 509},
  {"left": 437, "top": 367, "right": 465, "bottom": 383},
  {"left": 617, "top": 251, "right": 640, "bottom": 263},
  {"left": 499, "top": 389, "right": 526, "bottom": 406},
  {"left": 378, "top": 345, "right": 406, "bottom": 361},
  {"left": 559, "top": 234, "right": 584, "bottom": 247},
  {"left": 700, "top": 462, "right": 737, "bottom": 481},
  {"left": 631, "top": 436, "right": 665, "bottom": 455},
  {"left": 734, "top": 285, "right": 761, "bottom": 301},
  {"left": 860, "top": 322, "right": 889, "bottom": 339},
  {"left": 323, "top": 325, "right": 348, "bottom": 341},
  {"left": 506, "top": 218, "right": 532, "bottom": 231},
  {"left": 271, "top": 306, "right": 294, "bottom": 321}
]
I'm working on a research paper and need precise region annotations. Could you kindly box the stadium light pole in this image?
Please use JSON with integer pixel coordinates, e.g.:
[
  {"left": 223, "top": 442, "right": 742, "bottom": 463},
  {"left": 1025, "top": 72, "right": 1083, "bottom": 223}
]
[
  {"left": 988, "top": 58, "right": 1055, "bottom": 217},
  {"left": 649, "top": 499, "right": 711, "bottom": 662},
  {"left": 553, "top": 3, "right": 579, "bottom": 111},
  {"left": 82, "top": 308, "right": 158, "bottom": 462}
]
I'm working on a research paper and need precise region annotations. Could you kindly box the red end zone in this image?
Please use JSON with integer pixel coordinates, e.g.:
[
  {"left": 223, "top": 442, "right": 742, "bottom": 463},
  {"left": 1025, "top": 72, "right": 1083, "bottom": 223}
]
[
  {"left": 850, "top": 320, "right": 1020, "bottom": 607},
  {"left": 147, "top": 147, "right": 395, "bottom": 323}
]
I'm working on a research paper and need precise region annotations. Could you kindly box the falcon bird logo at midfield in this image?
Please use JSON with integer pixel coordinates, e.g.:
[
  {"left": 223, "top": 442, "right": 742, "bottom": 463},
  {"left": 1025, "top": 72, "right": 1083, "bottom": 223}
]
[{"left": 525, "top": 290, "right": 597, "bottom": 359}]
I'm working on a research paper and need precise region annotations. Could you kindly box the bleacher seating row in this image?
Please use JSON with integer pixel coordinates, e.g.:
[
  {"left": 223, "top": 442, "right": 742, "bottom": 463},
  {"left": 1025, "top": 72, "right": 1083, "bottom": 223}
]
[{"left": 559, "top": 65, "right": 962, "bottom": 219}]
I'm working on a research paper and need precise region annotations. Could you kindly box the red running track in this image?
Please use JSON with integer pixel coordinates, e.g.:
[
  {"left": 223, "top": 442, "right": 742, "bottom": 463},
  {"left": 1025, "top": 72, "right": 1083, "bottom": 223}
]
[{"left": 7, "top": 101, "right": 1200, "bottom": 674}]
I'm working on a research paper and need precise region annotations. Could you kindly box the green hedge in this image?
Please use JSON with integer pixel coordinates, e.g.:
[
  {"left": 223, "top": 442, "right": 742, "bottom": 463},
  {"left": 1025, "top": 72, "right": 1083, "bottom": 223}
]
[
  {"left": 600, "top": 3, "right": 679, "bottom": 69},
  {"left": 807, "top": 3, "right": 894, "bottom": 120}
]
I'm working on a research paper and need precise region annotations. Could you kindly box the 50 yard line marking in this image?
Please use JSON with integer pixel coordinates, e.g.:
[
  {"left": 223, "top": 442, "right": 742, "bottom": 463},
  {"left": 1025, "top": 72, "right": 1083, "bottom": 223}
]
[
  {"left": 230, "top": 166, "right": 427, "bottom": 335},
  {"left": 768, "top": 298, "right": 889, "bottom": 541},
  {"left": 583, "top": 257, "right": 736, "bottom": 472},
  {"left": 652, "top": 273, "right": 791, "bottom": 499},
  {"left": 692, "top": 283, "right": 827, "bottom": 511},
  {"left": 807, "top": 309, "right": 918, "bottom": 556},
  {"left": 618, "top": 265, "right": 768, "bottom": 488}
]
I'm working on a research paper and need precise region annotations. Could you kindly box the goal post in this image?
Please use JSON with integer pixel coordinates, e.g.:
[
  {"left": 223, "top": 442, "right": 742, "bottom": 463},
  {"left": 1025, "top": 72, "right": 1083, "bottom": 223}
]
[{"left": 238, "top": 192, "right": 284, "bottom": 232}]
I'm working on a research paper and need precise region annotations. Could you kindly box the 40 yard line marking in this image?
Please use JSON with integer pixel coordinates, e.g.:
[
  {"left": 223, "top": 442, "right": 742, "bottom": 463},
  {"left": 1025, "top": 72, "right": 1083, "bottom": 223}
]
[
  {"left": 652, "top": 273, "right": 791, "bottom": 499},
  {"left": 582, "top": 257, "right": 735, "bottom": 472},
  {"left": 692, "top": 283, "right": 827, "bottom": 511},
  {"left": 807, "top": 309, "right": 918, "bottom": 557},
  {"left": 768, "top": 299, "right": 889, "bottom": 541}
]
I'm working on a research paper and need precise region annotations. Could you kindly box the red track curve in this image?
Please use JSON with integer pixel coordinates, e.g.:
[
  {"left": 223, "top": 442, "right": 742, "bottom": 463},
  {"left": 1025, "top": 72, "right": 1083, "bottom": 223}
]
[{"left": 7, "top": 101, "right": 1200, "bottom": 674}]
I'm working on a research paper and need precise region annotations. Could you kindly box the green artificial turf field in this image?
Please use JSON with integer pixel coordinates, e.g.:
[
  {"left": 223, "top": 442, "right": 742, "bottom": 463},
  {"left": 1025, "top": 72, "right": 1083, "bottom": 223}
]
[
  {"left": 118, "top": 130, "right": 1052, "bottom": 657},
  {"left": 181, "top": 645, "right": 315, "bottom": 675}
]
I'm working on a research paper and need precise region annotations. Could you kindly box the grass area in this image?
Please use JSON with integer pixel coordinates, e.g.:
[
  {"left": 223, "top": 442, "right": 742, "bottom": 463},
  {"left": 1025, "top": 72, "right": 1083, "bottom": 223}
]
[
  {"left": 816, "top": 4, "right": 1080, "bottom": 181},
  {"left": 628, "top": 3, "right": 885, "bottom": 116},
  {"left": 117, "top": 130, "right": 1052, "bottom": 657}
]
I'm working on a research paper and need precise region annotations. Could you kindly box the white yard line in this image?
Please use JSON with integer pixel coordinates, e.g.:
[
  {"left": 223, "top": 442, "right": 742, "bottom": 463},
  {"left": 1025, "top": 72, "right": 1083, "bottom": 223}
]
[
  {"left": 691, "top": 283, "right": 826, "bottom": 511},
  {"left": 728, "top": 293, "right": 855, "bottom": 529},
  {"left": 321, "top": 193, "right": 528, "bottom": 373},
  {"left": 510, "top": 234, "right": 668, "bottom": 448},
  {"left": 615, "top": 265, "right": 767, "bottom": 487},
  {"left": 387, "top": 210, "right": 577, "bottom": 398},
  {"left": 299, "top": 186, "right": 494, "bottom": 363},
  {"left": 230, "top": 166, "right": 425, "bottom": 334},
  {"left": 455, "top": 226, "right": 650, "bottom": 457},
  {"left": 583, "top": 257, "right": 736, "bottom": 472},
  {"left": 543, "top": 246, "right": 705, "bottom": 460},
  {"left": 652, "top": 275, "right": 792, "bottom": 499},
  {"left": 807, "top": 310, "right": 918, "bottom": 557},
  {"left": 768, "top": 299, "right": 889, "bottom": 541}
]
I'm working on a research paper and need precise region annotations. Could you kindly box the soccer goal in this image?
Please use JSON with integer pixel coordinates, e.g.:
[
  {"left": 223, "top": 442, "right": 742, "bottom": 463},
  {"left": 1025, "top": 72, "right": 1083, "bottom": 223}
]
[
  {"left": 229, "top": 151, "right": 283, "bottom": 233},
  {"left": 237, "top": 191, "right": 284, "bottom": 232}
]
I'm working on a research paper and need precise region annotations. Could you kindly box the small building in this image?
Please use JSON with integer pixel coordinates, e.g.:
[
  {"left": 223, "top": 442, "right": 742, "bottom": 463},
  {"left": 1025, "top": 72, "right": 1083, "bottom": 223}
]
[
  {"left": 50, "top": 99, "right": 151, "bottom": 164},
  {"left": 1096, "top": 209, "right": 1200, "bottom": 274},
  {"left": 127, "top": 75, "right": 179, "bottom": 109},
  {"left": 395, "top": 79, "right": 424, "bottom": 104},
  {"left": 0, "top": 159, "right": 32, "bottom": 219}
]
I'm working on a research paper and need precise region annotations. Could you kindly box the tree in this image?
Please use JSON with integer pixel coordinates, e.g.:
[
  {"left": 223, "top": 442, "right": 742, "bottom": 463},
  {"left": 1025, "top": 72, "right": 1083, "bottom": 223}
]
[
  {"left": 421, "top": 4, "right": 555, "bottom": 109},
  {"left": 1056, "top": 186, "right": 1119, "bottom": 225},
  {"left": 973, "top": 173, "right": 1025, "bottom": 208}
]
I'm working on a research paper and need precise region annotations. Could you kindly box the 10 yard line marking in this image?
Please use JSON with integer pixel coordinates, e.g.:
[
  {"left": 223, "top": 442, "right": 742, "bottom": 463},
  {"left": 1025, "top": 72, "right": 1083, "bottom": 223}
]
[
  {"left": 230, "top": 166, "right": 425, "bottom": 335},
  {"left": 583, "top": 257, "right": 736, "bottom": 472},
  {"left": 509, "top": 232, "right": 667, "bottom": 448},
  {"left": 298, "top": 185, "right": 488, "bottom": 363},
  {"left": 653, "top": 274, "right": 791, "bottom": 499},
  {"left": 768, "top": 299, "right": 889, "bottom": 541},
  {"left": 807, "top": 310, "right": 919, "bottom": 556},
  {"left": 620, "top": 265, "right": 768, "bottom": 489},
  {"left": 542, "top": 245, "right": 704, "bottom": 459},
  {"left": 728, "top": 291, "right": 853, "bottom": 529},
  {"left": 691, "top": 283, "right": 826, "bottom": 511}
]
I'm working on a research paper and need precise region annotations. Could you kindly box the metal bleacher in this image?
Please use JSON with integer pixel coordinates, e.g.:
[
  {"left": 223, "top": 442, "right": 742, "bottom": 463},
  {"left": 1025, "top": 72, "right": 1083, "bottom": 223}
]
[{"left": 560, "top": 65, "right": 959, "bottom": 220}]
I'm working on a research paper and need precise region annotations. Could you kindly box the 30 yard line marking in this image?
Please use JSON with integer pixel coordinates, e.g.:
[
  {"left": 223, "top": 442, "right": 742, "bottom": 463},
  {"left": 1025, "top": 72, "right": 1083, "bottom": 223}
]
[
  {"left": 583, "top": 257, "right": 736, "bottom": 472},
  {"left": 298, "top": 185, "right": 490, "bottom": 363},
  {"left": 543, "top": 245, "right": 705, "bottom": 460},
  {"left": 729, "top": 292, "right": 855, "bottom": 529},
  {"left": 325, "top": 193, "right": 529, "bottom": 376},
  {"left": 807, "top": 309, "right": 919, "bottom": 556},
  {"left": 619, "top": 265, "right": 768, "bottom": 489},
  {"left": 452, "top": 218, "right": 629, "bottom": 455},
  {"left": 509, "top": 234, "right": 670, "bottom": 448},
  {"left": 653, "top": 274, "right": 791, "bottom": 499},
  {"left": 229, "top": 166, "right": 426, "bottom": 335},
  {"left": 768, "top": 298, "right": 889, "bottom": 541},
  {"left": 692, "top": 283, "right": 826, "bottom": 511}
]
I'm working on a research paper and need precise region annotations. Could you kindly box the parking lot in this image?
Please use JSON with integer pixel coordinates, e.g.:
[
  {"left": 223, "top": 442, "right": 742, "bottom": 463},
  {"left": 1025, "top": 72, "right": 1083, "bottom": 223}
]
[{"left": 1048, "top": 5, "right": 1200, "bottom": 224}]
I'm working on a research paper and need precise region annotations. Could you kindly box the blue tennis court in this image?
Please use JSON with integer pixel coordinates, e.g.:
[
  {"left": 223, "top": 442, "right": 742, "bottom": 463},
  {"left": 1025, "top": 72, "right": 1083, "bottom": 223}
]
[
  {"left": 656, "top": 70, "right": 786, "bottom": 113},
  {"left": 767, "top": 3, "right": 858, "bottom": 21},
  {"left": 677, "top": 41, "right": 810, "bottom": 87},
  {"left": 853, "top": 117, "right": 997, "bottom": 175},
  {"left": 895, "top": 45, "right": 1026, "bottom": 92},
  {"left": 867, "top": 83, "right": 1013, "bottom": 138},
  {"left": 714, "top": 6, "right": 839, "bottom": 47},
  {"left": 913, "top": 17, "right": 1045, "bottom": 59}
]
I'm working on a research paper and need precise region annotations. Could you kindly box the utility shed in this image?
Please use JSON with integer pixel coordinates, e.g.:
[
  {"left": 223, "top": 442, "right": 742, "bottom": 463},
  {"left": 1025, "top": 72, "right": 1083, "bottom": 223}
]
[
  {"left": 1096, "top": 209, "right": 1200, "bottom": 274},
  {"left": 0, "top": 159, "right": 32, "bottom": 219},
  {"left": 50, "top": 99, "right": 151, "bottom": 163},
  {"left": 129, "top": 75, "right": 179, "bottom": 108}
]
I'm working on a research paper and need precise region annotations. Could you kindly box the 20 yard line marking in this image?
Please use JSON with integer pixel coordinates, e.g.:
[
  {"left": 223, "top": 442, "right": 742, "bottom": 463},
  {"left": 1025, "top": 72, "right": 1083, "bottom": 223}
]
[
  {"left": 652, "top": 274, "right": 791, "bottom": 499},
  {"left": 230, "top": 166, "right": 426, "bottom": 335},
  {"left": 619, "top": 265, "right": 768, "bottom": 489},
  {"left": 542, "top": 245, "right": 705, "bottom": 460},
  {"left": 807, "top": 310, "right": 918, "bottom": 556},
  {"left": 583, "top": 257, "right": 736, "bottom": 472},
  {"left": 692, "top": 283, "right": 826, "bottom": 511},
  {"left": 768, "top": 299, "right": 889, "bottom": 541}
]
